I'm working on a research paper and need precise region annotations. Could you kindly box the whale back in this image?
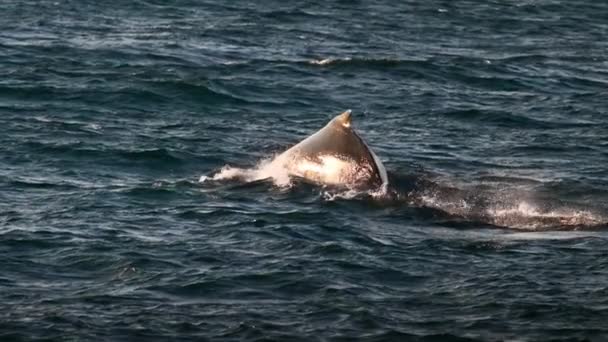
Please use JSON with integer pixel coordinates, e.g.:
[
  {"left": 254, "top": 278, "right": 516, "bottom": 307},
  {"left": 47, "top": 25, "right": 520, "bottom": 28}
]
[{"left": 276, "top": 110, "right": 387, "bottom": 188}]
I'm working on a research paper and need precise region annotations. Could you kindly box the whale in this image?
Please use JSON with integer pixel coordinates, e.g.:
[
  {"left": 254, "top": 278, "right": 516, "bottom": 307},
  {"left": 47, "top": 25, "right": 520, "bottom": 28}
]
[{"left": 271, "top": 110, "right": 388, "bottom": 189}]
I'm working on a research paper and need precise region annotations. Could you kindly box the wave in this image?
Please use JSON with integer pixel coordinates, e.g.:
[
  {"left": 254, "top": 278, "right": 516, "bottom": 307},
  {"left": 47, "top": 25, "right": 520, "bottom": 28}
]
[
  {"left": 304, "top": 56, "right": 532, "bottom": 92},
  {"left": 438, "top": 108, "right": 589, "bottom": 129},
  {"left": 309, "top": 58, "right": 350, "bottom": 66},
  {"left": 307, "top": 57, "right": 422, "bottom": 68},
  {"left": 8, "top": 178, "right": 84, "bottom": 190},
  {"left": 145, "top": 79, "right": 256, "bottom": 106},
  {"left": 23, "top": 141, "right": 185, "bottom": 165}
]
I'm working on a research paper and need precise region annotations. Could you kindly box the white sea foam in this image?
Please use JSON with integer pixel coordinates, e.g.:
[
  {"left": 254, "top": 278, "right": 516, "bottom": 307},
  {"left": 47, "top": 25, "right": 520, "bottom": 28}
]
[
  {"left": 199, "top": 156, "right": 292, "bottom": 187},
  {"left": 200, "top": 153, "right": 389, "bottom": 200},
  {"left": 418, "top": 190, "right": 605, "bottom": 230},
  {"left": 321, "top": 183, "right": 389, "bottom": 201},
  {"left": 486, "top": 201, "right": 603, "bottom": 229},
  {"left": 321, "top": 188, "right": 362, "bottom": 201}
]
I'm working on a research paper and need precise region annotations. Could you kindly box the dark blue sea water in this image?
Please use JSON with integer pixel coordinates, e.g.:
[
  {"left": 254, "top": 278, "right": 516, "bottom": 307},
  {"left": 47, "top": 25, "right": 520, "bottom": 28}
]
[{"left": 2, "top": 1, "right": 608, "bottom": 341}]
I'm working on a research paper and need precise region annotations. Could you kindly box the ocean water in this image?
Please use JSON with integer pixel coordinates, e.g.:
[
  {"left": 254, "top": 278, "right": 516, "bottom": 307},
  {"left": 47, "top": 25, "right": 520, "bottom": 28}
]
[{"left": 2, "top": 1, "right": 608, "bottom": 341}]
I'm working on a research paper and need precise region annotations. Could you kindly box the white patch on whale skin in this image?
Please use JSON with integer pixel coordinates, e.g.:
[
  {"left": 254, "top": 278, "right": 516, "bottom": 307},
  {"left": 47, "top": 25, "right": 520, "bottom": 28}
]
[
  {"left": 200, "top": 153, "right": 375, "bottom": 189},
  {"left": 290, "top": 155, "right": 360, "bottom": 185}
]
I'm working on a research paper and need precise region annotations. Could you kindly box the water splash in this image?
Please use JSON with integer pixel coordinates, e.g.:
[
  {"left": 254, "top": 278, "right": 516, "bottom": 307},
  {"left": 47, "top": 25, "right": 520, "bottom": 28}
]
[
  {"left": 321, "top": 183, "right": 389, "bottom": 201},
  {"left": 201, "top": 152, "right": 390, "bottom": 203},
  {"left": 201, "top": 158, "right": 605, "bottom": 230},
  {"left": 199, "top": 157, "right": 292, "bottom": 187},
  {"left": 486, "top": 201, "right": 603, "bottom": 229},
  {"left": 416, "top": 184, "right": 606, "bottom": 230},
  {"left": 201, "top": 151, "right": 388, "bottom": 191}
]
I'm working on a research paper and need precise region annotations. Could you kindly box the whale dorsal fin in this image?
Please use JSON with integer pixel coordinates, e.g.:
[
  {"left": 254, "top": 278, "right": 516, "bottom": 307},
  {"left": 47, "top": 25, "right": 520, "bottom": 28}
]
[{"left": 333, "top": 109, "right": 352, "bottom": 128}]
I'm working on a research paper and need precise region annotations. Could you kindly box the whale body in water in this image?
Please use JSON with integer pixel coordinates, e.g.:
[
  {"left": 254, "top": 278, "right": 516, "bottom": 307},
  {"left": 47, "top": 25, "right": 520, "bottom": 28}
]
[{"left": 272, "top": 110, "right": 388, "bottom": 189}]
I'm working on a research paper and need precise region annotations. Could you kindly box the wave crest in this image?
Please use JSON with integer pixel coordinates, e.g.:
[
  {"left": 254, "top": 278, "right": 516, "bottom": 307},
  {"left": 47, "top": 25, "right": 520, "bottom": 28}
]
[{"left": 308, "top": 57, "right": 410, "bottom": 67}]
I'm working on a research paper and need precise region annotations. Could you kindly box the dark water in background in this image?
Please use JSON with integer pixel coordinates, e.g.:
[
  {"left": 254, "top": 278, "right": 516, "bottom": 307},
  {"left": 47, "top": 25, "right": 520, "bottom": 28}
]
[{"left": 2, "top": 0, "right": 608, "bottom": 340}]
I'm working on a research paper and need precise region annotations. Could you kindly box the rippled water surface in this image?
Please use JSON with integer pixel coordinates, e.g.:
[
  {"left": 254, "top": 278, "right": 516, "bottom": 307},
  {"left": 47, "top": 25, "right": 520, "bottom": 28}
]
[{"left": 2, "top": 1, "right": 608, "bottom": 341}]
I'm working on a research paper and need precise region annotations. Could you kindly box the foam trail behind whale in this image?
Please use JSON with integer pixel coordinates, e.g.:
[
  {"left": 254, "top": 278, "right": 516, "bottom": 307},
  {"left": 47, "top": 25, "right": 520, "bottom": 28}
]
[{"left": 412, "top": 179, "right": 607, "bottom": 230}]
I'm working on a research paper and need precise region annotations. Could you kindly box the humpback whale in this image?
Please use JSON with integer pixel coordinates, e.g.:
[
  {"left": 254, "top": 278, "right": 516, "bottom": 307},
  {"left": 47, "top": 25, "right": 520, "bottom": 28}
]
[{"left": 272, "top": 110, "right": 388, "bottom": 189}]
